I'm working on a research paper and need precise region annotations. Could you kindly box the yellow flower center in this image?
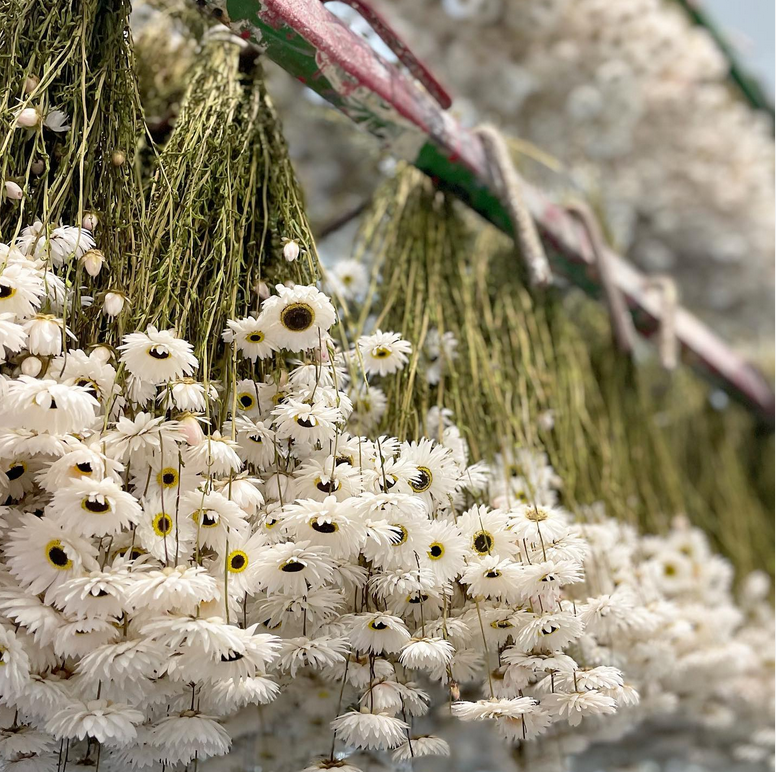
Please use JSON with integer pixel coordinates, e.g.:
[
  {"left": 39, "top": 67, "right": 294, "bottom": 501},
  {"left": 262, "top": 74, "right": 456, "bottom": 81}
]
[
  {"left": 246, "top": 331, "right": 265, "bottom": 344},
  {"left": 152, "top": 512, "right": 173, "bottom": 537},
  {"left": 45, "top": 540, "right": 72, "bottom": 570},
  {"left": 409, "top": 466, "right": 433, "bottom": 493},
  {"left": 428, "top": 542, "right": 445, "bottom": 560},
  {"left": 227, "top": 550, "right": 249, "bottom": 573},
  {"left": 371, "top": 346, "right": 392, "bottom": 359},
  {"left": 472, "top": 530, "right": 494, "bottom": 555},
  {"left": 157, "top": 468, "right": 179, "bottom": 488},
  {"left": 279, "top": 302, "right": 314, "bottom": 332}
]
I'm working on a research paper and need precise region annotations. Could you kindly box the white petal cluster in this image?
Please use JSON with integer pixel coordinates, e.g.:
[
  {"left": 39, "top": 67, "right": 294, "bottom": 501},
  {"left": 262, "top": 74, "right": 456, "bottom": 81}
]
[{"left": 0, "top": 241, "right": 770, "bottom": 772}]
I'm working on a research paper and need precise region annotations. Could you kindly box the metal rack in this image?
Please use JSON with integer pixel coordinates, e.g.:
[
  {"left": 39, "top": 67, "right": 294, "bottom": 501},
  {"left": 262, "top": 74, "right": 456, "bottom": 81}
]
[{"left": 195, "top": 0, "right": 774, "bottom": 423}]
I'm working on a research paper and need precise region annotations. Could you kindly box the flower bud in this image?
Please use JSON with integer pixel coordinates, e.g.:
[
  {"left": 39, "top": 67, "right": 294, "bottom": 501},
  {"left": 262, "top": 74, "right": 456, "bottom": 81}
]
[
  {"left": 283, "top": 240, "right": 300, "bottom": 262},
  {"left": 20, "top": 356, "right": 42, "bottom": 377},
  {"left": 4, "top": 181, "right": 22, "bottom": 200},
  {"left": 81, "top": 248, "right": 105, "bottom": 277},
  {"left": 31, "top": 159, "right": 45, "bottom": 175},
  {"left": 90, "top": 345, "right": 113, "bottom": 364},
  {"left": 103, "top": 291, "right": 126, "bottom": 318},
  {"left": 178, "top": 413, "right": 205, "bottom": 445},
  {"left": 82, "top": 212, "right": 99, "bottom": 231},
  {"left": 24, "top": 75, "right": 39, "bottom": 94},
  {"left": 111, "top": 150, "right": 126, "bottom": 167},
  {"left": 15, "top": 107, "right": 40, "bottom": 128},
  {"left": 23, "top": 315, "right": 63, "bottom": 357},
  {"left": 255, "top": 281, "right": 270, "bottom": 300}
]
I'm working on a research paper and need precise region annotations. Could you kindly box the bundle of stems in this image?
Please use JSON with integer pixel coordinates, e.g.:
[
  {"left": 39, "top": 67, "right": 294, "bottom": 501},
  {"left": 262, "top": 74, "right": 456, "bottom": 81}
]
[
  {"left": 0, "top": 0, "right": 144, "bottom": 342},
  {"left": 130, "top": 34, "right": 318, "bottom": 416},
  {"left": 354, "top": 166, "right": 773, "bottom": 574}
]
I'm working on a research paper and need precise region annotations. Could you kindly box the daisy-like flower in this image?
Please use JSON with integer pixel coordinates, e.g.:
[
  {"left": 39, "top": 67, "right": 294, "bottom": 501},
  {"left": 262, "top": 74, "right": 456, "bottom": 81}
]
[
  {"left": 273, "top": 397, "right": 342, "bottom": 448},
  {"left": 277, "top": 635, "right": 350, "bottom": 677},
  {"left": 28, "top": 225, "right": 94, "bottom": 267},
  {"left": 508, "top": 503, "right": 570, "bottom": 543},
  {"left": 356, "top": 330, "right": 412, "bottom": 376},
  {"left": 75, "top": 639, "right": 166, "bottom": 686},
  {"left": 1, "top": 377, "right": 98, "bottom": 435},
  {"left": 0, "top": 727, "right": 56, "bottom": 759},
  {"left": 461, "top": 555, "right": 525, "bottom": 603},
  {"left": 302, "top": 760, "right": 364, "bottom": 772},
  {"left": 118, "top": 326, "right": 198, "bottom": 384},
  {"left": 5, "top": 514, "right": 99, "bottom": 597},
  {"left": 0, "top": 261, "right": 45, "bottom": 318},
  {"left": 136, "top": 496, "right": 197, "bottom": 562},
  {"left": 260, "top": 284, "right": 337, "bottom": 351},
  {"left": 282, "top": 496, "right": 366, "bottom": 559},
  {"left": 0, "top": 625, "right": 31, "bottom": 696},
  {"left": 199, "top": 675, "right": 280, "bottom": 713},
  {"left": 182, "top": 432, "right": 243, "bottom": 476},
  {"left": 398, "top": 438, "right": 460, "bottom": 508},
  {"left": 330, "top": 710, "right": 408, "bottom": 751},
  {"left": 48, "top": 477, "right": 141, "bottom": 537},
  {"left": 495, "top": 709, "right": 554, "bottom": 741},
  {"left": 0, "top": 588, "right": 63, "bottom": 646},
  {"left": 348, "top": 612, "right": 410, "bottom": 655},
  {"left": 516, "top": 611, "right": 585, "bottom": 653},
  {"left": 45, "top": 700, "right": 144, "bottom": 745},
  {"left": 181, "top": 489, "right": 249, "bottom": 551},
  {"left": 514, "top": 558, "right": 584, "bottom": 604},
  {"left": 158, "top": 379, "right": 215, "bottom": 412},
  {"left": 148, "top": 712, "right": 231, "bottom": 764},
  {"left": 53, "top": 618, "right": 121, "bottom": 659},
  {"left": 424, "top": 518, "right": 468, "bottom": 582},
  {"left": 458, "top": 504, "right": 519, "bottom": 559},
  {"left": 253, "top": 540, "right": 336, "bottom": 595},
  {"left": 230, "top": 417, "right": 276, "bottom": 468},
  {"left": 48, "top": 564, "right": 134, "bottom": 619},
  {"left": 453, "top": 697, "right": 538, "bottom": 721},
  {"left": 392, "top": 735, "right": 450, "bottom": 761},
  {"left": 0, "top": 313, "right": 26, "bottom": 363},
  {"left": 328, "top": 257, "right": 369, "bottom": 301},
  {"left": 348, "top": 383, "right": 388, "bottom": 433},
  {"left": 542, "top": 689, "right": 618, "bottom": 727},
  {"left": 22, "top": 315, "right": 64, "bottom": 356},
  {"left": 222, "top": 316, "right": 277, "bottom": 360},
  {"left": 104, "top": 413, "right": 181, "bottom": 463},
  {"left": 127, "top": 565, "right": 218, "bottom": 614},
  {"left": 210, "top": 530, "right": 267, "bottom": 597},
  {"left": 399, "top": 636, "right": 454, "bottom": 669}
]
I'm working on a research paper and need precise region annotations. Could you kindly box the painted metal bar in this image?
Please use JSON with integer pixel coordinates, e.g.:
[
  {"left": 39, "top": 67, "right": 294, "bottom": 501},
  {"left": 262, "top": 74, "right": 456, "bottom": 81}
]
[{"left": 195, "top": 0, "right": 774, "bottom": 423}]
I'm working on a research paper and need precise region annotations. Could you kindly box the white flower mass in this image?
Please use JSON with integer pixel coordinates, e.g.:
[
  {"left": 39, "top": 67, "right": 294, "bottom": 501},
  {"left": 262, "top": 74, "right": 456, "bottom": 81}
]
[{"left": 0, "top": 223, "right": 772, "bottom": 772}]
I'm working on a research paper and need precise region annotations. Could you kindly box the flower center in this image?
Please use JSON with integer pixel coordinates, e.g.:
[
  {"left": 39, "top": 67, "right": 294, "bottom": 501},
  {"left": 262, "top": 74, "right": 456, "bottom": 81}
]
[
  {"left": 541, "top": 624, "right": 559, "bottom": 635},
  {"left": 152, "top": 513, "right": 173, "bottom": 537},
  {"left": 315, "top": 478, "right": 340, "bottom": 494},
  {"left": 228, "top": 550, "right": 248, "bottom": 572},
  {"left": 410, "top": 466, "right": 433, "bottom": 493},
  {"left": 0, "top": 284, "right": 16, "bottom": 299},
  {"left": 295, "top": 415, "right": 317, "bottom": 428},
  {"left": 526, "top": 507, "right": 549, "bottom": 522},
  {"left": 82, "top": 497, "right": 110, "bottom": 514},
  {"left": 248, "top": 433, "right": 263, "bottom": 444},
  {"left": 280, "top": 302, "right": 314, "bottom": 332},
  {"left": 220, "top": 651, "right": 244, "bottom": 662},
  {"left": 157, "top": 468, "right": 178, "bottom": 488},
  {"left": 371, "top": 346, "right": 391, "bottom": 359},
  {"left": 407, "top": 593, "right": 428, "bottom": 604},
  {"left": 246, "top": 331, "right": 265, "bottom": 343},
  {"left": 6, "top": 463, "right": 25, "bottom": 481},
  {"left": 311, "top": 519, "right": 338, "bottom": 534},
  {"left": 75, "top": 462, "right": 93, "bottom": 475},
  {"left": 491, "top": 619, "right": 514, "bottom": 629},
  {"left": 280, "top": 559, "right": 305, "bottom": 573},
  {"left": 238, "top": 393, "right": 255, "bottom": 409},
  {"left": 472, "top": 530, "right": 494, "bottom": 555},
  {"left": 148, "top": 345, "right": 171, "bottom": 360},
  {"left": 45, "top": 540, "right": 72, "bottom": 569},
  {"left": 428, "top": 543, "right": 445, "bottom": 560},
  {"left": 76, "top": 378, "right": 99, "bottom": 398},
  {"left": 196, "top": 510, "right": 219, "bottom": 528},
  {"left": 389, "top": 524, "right": 408, "bottom": 546},
  {"left": 368, "top": 620, "right": 389, "bottom": 631}
]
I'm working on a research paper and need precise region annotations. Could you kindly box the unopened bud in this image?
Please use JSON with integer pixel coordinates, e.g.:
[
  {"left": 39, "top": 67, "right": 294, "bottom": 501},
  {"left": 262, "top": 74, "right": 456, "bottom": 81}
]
[
  {"left": 178, "top": 413, "right": 205, "bottom": 445},
  {"left": 4, "top": 181, "right": 22, "bottom": 200},
  {"left": 15, "top": 106, "right": 40, "bottom": 128},
  {"left": 111, "top": 150, "right": 126, "bottom": 167},
  {"left": 31, "top": 159, "right": 45, "bottom": 175},
  {"left": 81, "top": 248, "right": 105, "bottom": 277},
  {"left": 283, "top": 240, "right": 300, "bottom": 262},
  {"left": 20, "top": 356, "right": 42, "bottom": 377},
  {"left": 82, "top": 212, "right": 99, "bottom": 231},
  {"left": 255, "top": 281, "right": 270, "bottom": 300},
  {"left": 90, "top": 344, "right": 113, "bottom": 364},
  {"left": 103, "top": 291, "right": 126, "bottom": 318},
  {"left": 24, "top": 75, "right": 39, "bottom": 94}
]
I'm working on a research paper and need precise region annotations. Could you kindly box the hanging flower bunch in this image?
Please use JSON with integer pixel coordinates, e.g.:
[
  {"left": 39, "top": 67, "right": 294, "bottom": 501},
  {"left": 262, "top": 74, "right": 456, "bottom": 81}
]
[{"left": 0, "top": 218, "right": 772, "bottom": 772}]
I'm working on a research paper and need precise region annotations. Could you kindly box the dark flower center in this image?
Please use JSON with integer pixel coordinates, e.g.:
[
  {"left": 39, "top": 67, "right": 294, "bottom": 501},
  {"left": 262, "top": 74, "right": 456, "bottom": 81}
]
[
  {"left": 76, "top": 462, "right": 93, "bottom": 474},
  {"left": 316, "top": 479, "right": 339, "bottom": 493},
  {"left": 311, "top": 520, "right": 338, "bottom": 534},
  {"left": 148, "top": 346, "right": 171, "bottom": 360},
  {"left": 83, "top": 498, "right": 110, "bottom": 514},
  {"left": 0, "top": 284, "right": 14, "bottom": 299},
  {"left": 229, "top": 553, "right": 247, "bottom": 571},
  {"left": 408, "top": 594, "right": 428, "bottom": 604},
  {"left": 410, "top": 466, "right": 432, "bottom": 493},
  {"left": 281, "top": 559, "right": 305, "bottom": 573},
  {"left": 280, "top": 303, "right": 314, "bottom": 332},
  {"left": 46, "top": 543, "right": 70, "bottom": 568},
  {"left": 485, "top": 570, "right": 502, "bottom": 579},
  {"left": 239, "top": 394, "right": 254, "bottom": 408},
  {"left": 248, "top": 434, "right": 263, "bottom": 444},
  {"left": 220, "top": 651, "right": 244, "bottom": 662},
  {"left": 389, "top": 524, "right": 408, "bottom": 546},
  {"left": 6, "top": 464, "right": 25, "bottom": 481},
  {"left": 428, "top": 543, "right": 444, "bottom": 559},
  {"left": 154, "top": 514, "right": 173, "bottom": 536},
  {"left": 472, "top": 531, "right": 494, "bottom": 555},
  {"left": 295, "top": 416, "right": 315, "bottom": 428},
  {"left": 369, "top": 620, "right": 388, "bottom": 630},
  {"left": 247, "top": 332, "right": 264, "bottom": 343}
]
